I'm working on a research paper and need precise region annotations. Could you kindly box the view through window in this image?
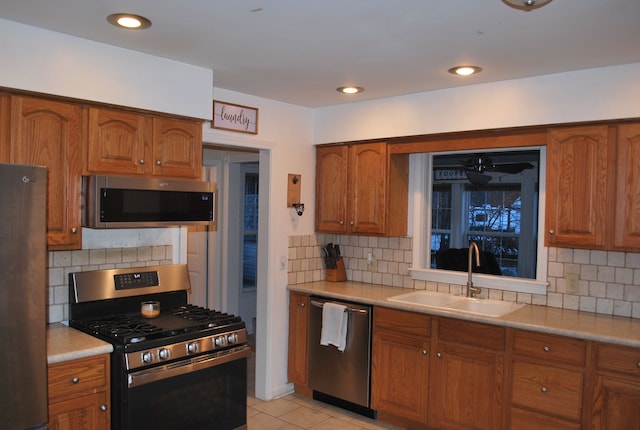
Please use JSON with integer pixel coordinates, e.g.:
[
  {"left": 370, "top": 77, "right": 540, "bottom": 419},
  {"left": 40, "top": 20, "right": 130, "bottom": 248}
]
[{"left": 431, "top": 150, "right": 540, "bottom": 279}]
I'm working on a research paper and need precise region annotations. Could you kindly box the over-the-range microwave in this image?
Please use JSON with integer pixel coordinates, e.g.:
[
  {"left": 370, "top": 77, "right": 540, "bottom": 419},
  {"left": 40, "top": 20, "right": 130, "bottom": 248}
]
[{"left": 83, "top": 175, "right": 215, "bottom": 229}]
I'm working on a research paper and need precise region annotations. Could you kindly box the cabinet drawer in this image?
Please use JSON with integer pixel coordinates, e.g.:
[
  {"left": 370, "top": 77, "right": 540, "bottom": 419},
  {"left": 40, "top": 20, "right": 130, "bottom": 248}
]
[
  {"left": 374, "top": 307, "right": 431, "bottom": 338},
  {"left": 511, "top": 361, "right": 583, "bottom": 422},
  {"left": 595, "top": 342, "right": 640, "bottom": 377},
  {"left": 48, "top": 355, "right": 108, "bottom": 401},
  {"left": 437, "top": 317, "right": 505, "bottom": 351},
  {"left": 513, "top": 330, "right": 586, "bottom": 366},
  {"left": 509, "top": 407, "right": 580, "bottom": 430}
]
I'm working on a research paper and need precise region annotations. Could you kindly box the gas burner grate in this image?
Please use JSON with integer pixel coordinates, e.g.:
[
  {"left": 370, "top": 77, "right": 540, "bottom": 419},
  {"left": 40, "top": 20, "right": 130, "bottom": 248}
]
[
  {"left": 170, "top": 304, "right": 242, "bottom": 328},
  {"left": 79, "top": 316, "right": 169, "bottom": 344}
]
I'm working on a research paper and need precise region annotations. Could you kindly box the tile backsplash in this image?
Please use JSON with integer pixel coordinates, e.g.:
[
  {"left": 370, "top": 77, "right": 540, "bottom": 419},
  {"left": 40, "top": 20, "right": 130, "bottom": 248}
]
[
  {"left": 288, "top": 234, "right": 640, "bottom": 319},
  {"left": 47, "top": 245, "right": 173, "bottom": 323}
]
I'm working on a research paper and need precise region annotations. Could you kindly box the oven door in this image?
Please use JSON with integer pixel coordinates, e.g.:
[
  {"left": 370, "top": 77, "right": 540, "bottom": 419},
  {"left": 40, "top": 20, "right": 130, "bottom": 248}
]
[{"left": 123, "top": 345, "right": 250, "bottom": 430}]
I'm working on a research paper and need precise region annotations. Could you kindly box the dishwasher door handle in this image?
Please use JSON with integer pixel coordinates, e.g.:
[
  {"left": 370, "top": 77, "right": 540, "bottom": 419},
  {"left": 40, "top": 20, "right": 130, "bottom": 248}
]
[{"left": 310, "top": 299, "right": 369, "bottom": 315}]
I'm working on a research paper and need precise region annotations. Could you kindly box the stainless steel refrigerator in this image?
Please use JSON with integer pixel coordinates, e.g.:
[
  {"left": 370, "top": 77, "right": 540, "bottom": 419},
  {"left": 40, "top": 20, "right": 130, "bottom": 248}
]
[{"left": 0, "top": 163, "right": 48, "bottom": 430}]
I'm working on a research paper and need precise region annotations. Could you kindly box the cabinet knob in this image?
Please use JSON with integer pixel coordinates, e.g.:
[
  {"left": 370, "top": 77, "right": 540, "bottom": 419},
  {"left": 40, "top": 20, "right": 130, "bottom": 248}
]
[
  {"left": 637, "top": 362, "right": 640, "bottom": 369},
  {"left": 71, "top": 227, "right": 78, "bottom": 234},
  {"left": 350, "top": 221, "right": 354, "bottom": 225},
  {"left": 100, "top": 404, "right": 108, "bottom": 412},
  {"left": 300, "top": 302, "right": 305, "bottom": 307},
  {"left": 548, "top": 230, "right": 555, "bottom": 235},
  {"left": 139, "top": 159, "right": 145, "bottom": 165},
  {"left": 540, "top": 386, "right": 548, "bottom": 393},
  {"left": 436, "top": 352, "right": 442, "bottom": 358},
  {"left": 339, "top": 221, "right": 344, "bottom": 225},
  {"left": 71, "top": 376, "right": 80, "bottom": 384},
  {"left": 422, "top": 350, "right": 427, "bottom": 355},
  {"left": 543, "top": 346, "right": 550, "bottom": 352},
  {"left": 156, "top": 160, "right": 162, "bottom": 166}
]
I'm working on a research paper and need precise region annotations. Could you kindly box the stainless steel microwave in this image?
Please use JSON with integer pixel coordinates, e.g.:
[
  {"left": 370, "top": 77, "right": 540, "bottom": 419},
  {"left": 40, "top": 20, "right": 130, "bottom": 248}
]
[{"left": 83, "top": 176, "right": 215, "bottom": 229}]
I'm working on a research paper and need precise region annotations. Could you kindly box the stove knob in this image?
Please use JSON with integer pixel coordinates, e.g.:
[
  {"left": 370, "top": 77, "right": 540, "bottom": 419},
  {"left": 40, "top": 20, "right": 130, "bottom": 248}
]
[
  {"left": 141, "top": 351, "right": 154, "bottom": 364},
  {"left": 214, "top": 336, "right": 227, "bottom": 347},
  {"left": 187, "top": 342, "right": 199, "bottom": 354},
  {"left": 226, "top": 333, "right": 238, "bottom": 344},
  {"left": 158, "top": 348, "right": 171, "bottom": 360}
]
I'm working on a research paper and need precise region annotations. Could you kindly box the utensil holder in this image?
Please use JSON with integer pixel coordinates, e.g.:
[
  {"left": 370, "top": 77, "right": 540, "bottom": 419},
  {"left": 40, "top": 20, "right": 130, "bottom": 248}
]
[{"left": 326, "top": 258, "right": 347, "bottom": 282}]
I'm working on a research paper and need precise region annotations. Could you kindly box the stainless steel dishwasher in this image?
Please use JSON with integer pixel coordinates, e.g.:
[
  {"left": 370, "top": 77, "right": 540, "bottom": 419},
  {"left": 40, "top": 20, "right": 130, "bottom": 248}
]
[{"left": 307, "top": 296, "right": 374, "bottom": 417}]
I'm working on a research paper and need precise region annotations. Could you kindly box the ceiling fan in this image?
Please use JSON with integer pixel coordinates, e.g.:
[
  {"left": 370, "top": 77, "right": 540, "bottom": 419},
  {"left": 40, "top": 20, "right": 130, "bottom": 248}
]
[{"left": 460, "top": 154, "right": 534, "bottom": 185}]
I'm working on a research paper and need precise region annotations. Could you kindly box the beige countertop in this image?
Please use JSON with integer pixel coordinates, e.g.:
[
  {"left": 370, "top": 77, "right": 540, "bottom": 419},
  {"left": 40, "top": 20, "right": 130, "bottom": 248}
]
[
  {"left": 289, "top": 281, "right": 640, "bottom": 348},
  {"left": 47, "top": 323, "right": 113, "bottom": 365}
]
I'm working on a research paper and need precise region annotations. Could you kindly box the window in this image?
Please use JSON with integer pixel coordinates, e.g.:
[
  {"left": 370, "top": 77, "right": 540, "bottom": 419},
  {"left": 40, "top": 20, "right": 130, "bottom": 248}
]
[
  {"left": 410, "top": 148, "right": 548, "bottom": 294},
  {"left": 241, "top": 166, "right": 259, "bottom": 291}
]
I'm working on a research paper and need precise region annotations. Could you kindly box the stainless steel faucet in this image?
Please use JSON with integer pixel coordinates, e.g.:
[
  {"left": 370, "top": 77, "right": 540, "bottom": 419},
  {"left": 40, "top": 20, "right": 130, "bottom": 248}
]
[{"left": 467, "top": 242, "right": 482, "bottom": 297}]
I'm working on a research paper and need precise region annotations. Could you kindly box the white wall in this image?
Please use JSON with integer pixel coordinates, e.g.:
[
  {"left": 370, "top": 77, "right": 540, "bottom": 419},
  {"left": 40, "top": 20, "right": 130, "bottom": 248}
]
[
  {"left": 0, "top": 18, "right": 212, "bottom": 119},
  {"left": 313, "top": 62, "right": 640, "bottom": 143}
]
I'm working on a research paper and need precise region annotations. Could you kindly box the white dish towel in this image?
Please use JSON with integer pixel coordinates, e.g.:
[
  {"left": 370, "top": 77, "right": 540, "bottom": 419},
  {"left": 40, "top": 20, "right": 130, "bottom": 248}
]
[{"left": 320, "top": 302, "right": 348, "bottom": 352}]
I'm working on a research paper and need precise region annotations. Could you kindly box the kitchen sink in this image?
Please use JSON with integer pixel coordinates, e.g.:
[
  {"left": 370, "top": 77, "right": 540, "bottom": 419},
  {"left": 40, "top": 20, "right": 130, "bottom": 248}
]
[
  {"left": 387, "top": 291, "right": 461, "bottom": 308},
  {"left": 387, "top": 291, "right": 524, "bottom": 317},
  {"left": 443, "top": 298, "right": 525, "bottom": 317}
]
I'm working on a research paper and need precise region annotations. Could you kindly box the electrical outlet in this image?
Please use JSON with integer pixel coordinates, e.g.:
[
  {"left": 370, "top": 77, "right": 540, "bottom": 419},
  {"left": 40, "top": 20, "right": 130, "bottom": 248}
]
[
  {"left": 367, "top": 252, "right": 377, "bottom": 271},
  {"left": 566, "top": 273, "right": 579, "bottom": 293}
]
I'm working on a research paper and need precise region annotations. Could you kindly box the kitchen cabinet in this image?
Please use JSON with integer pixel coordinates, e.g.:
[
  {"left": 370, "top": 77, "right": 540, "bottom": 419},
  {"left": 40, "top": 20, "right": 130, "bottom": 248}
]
[
  {"left": 429, "top": 317, "right": 506, "bottom": 430},
  {"left": 508, "top": 329, "right": 586, "bottom": 429},
  {"left": 545, "top": 125, "right": 614, "bottom": 249},
  {"left": 315, "top": 142, "right": 408, "bottom": 236},
  {"left": 86, "top": 107, "right": 203, "bottom": 179},
  {"left": 591, "top": 342, "right": 640, "bottom": 430},
  {"left": 372, "top": 307, "right": 430, "bottom": 427},
  {"left": 48, "top": 354, "right": 110, "bottom": 430},
  {"left": 613, "top": 123, "right": 640, "bottom": 250},
  {"left": 287, "top": 291, "right": 309, "bottom": 390},
  {"left": 9, "top": 95, "right": 82, "bottom": 250}
]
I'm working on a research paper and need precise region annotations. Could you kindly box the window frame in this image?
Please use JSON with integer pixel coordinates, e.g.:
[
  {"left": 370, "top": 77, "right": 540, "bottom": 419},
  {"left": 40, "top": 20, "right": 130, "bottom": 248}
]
[{"left": 409, "top": 148, "right": 549, "bottom": 295}]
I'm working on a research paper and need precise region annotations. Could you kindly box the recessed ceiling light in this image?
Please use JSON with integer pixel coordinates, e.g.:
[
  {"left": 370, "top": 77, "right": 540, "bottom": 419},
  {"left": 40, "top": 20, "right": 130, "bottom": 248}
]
[
  {"left": 448, "top": 66, "right": 482, "bottom": 76},
  {"left": 107, "top": 13, "right": 152, "bottom": 30},
  {"left": 337, "top": 86, "right": 364, "bottom": 94},
  {"left": 502, "top": 0, "right": 553, "bottom": 11}
]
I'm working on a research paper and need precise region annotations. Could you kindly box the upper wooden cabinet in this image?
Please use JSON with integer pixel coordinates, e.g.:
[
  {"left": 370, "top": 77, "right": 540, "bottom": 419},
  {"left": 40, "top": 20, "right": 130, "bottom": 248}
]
[
  {"left": 86, "top": 107, "right": 203, "bottom": 179},
  {"left": 315, "top": 142, "right": 408, "bottom": 236},
  {"left": 613, "top": 123, "right": 640, "bottom": 250},
  {"left": 545, "top": 125, "right": 613, "bottom": 249},
  {"left": 9, "top": 96, "right": 82, "bottom": 250}
]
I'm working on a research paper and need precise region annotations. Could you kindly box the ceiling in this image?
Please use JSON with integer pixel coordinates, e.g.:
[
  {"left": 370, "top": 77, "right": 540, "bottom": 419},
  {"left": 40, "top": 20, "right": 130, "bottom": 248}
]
[{"left": 1, "top": 0, "right": 639, "bottom": 108}]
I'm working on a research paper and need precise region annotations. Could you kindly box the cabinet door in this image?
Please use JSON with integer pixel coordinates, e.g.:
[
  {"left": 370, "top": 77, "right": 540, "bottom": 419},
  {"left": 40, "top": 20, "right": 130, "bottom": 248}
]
[
  {"left": 372, "top": 331, "right": 429, "bottom": 424},
  {"left": 49, "top": 391, "right": 109, "bottom": 430},
  {"left": 545, "top": 125, "right": 613, "bottom": 249},
  {"left": 0, "top": 93, "right": 10, "bottom": 162},
  {"left": 151, "top": 117, "right": 202, "bottom": 179},
  {"left": 348, "top": 142, "right": 387, "bottom": 235},
  {"left": 315, "top": 145, "right": 348, "bottom": 233},
  {"left": 86, "top": 107, "right": 148, "bottom": 175},
  {"left": 11, "top": 96, "right": 82, "bottom": 250},
  {"left": 591, "top": 375, "right": 640, "bottom": 430},
  {"left": 287, "top": 291, "right": 309, "bottom": 386},
  {"left": 614, "top": 123, "right": 640, "bottom": 250},
  {"left": 429, "top": 342, "right": 503, "bottom": 430}
]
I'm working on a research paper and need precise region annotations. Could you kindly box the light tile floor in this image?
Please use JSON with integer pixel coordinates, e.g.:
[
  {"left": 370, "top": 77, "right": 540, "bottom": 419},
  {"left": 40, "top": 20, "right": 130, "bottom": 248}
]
[{"left": 247, "top": 346, "right": 405, "bottom": 430}]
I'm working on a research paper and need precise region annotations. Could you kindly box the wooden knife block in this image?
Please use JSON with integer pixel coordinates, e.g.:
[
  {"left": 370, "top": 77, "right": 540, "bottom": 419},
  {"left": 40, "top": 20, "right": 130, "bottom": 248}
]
[{"left": 326, "top": 258, "right": 347, "bottom": 282}]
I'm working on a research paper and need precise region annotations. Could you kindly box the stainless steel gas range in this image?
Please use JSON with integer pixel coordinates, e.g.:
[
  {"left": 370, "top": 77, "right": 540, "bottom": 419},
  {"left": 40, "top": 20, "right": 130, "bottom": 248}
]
[{"left": 69, "top": 264, "right": 250, "bottom": 430}]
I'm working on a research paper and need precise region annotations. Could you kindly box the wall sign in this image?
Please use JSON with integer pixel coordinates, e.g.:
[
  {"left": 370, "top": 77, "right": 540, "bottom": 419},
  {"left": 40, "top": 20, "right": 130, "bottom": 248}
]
[{"left": 212, "top": 100, "right": 258, "bottom": 134}]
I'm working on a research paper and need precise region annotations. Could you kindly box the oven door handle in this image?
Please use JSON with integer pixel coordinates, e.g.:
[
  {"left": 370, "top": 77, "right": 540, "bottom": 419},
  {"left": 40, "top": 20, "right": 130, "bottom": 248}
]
[{"left": 128, "top": 345, "right": 252, "bottom": 388}]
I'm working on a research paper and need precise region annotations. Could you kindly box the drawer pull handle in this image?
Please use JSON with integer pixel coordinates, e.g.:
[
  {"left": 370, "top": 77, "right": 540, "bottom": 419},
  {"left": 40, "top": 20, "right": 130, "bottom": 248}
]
[
  {"left": 71, "top": 376, "right": 80, "bottom": 384},
  {"left": 540, "top": 386, "right": 548, "bottom": 393},
  {"left": 543, "top": 346, "right": 550, "bottom": 352},
  {"left": 100, "top": 404, "right": 108, "bottom": 412}
]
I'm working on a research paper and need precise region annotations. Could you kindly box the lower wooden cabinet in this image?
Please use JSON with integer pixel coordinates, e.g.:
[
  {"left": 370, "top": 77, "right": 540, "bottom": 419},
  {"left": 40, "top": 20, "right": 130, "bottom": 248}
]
[
  {"left": 48, "top": 354, "right": 110, "bottom": 430},
  {"left": 371, "top": 307, "right": 430, "bottom": 426},
  {"left": 429, "top": 318, "right": 505, "bottom": 430},
  {"left": 287, "top": 291, "right": 309, "bottom": 388},
  {"left": 591, "top": 343, "right": 640, "bottom": 430}
]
